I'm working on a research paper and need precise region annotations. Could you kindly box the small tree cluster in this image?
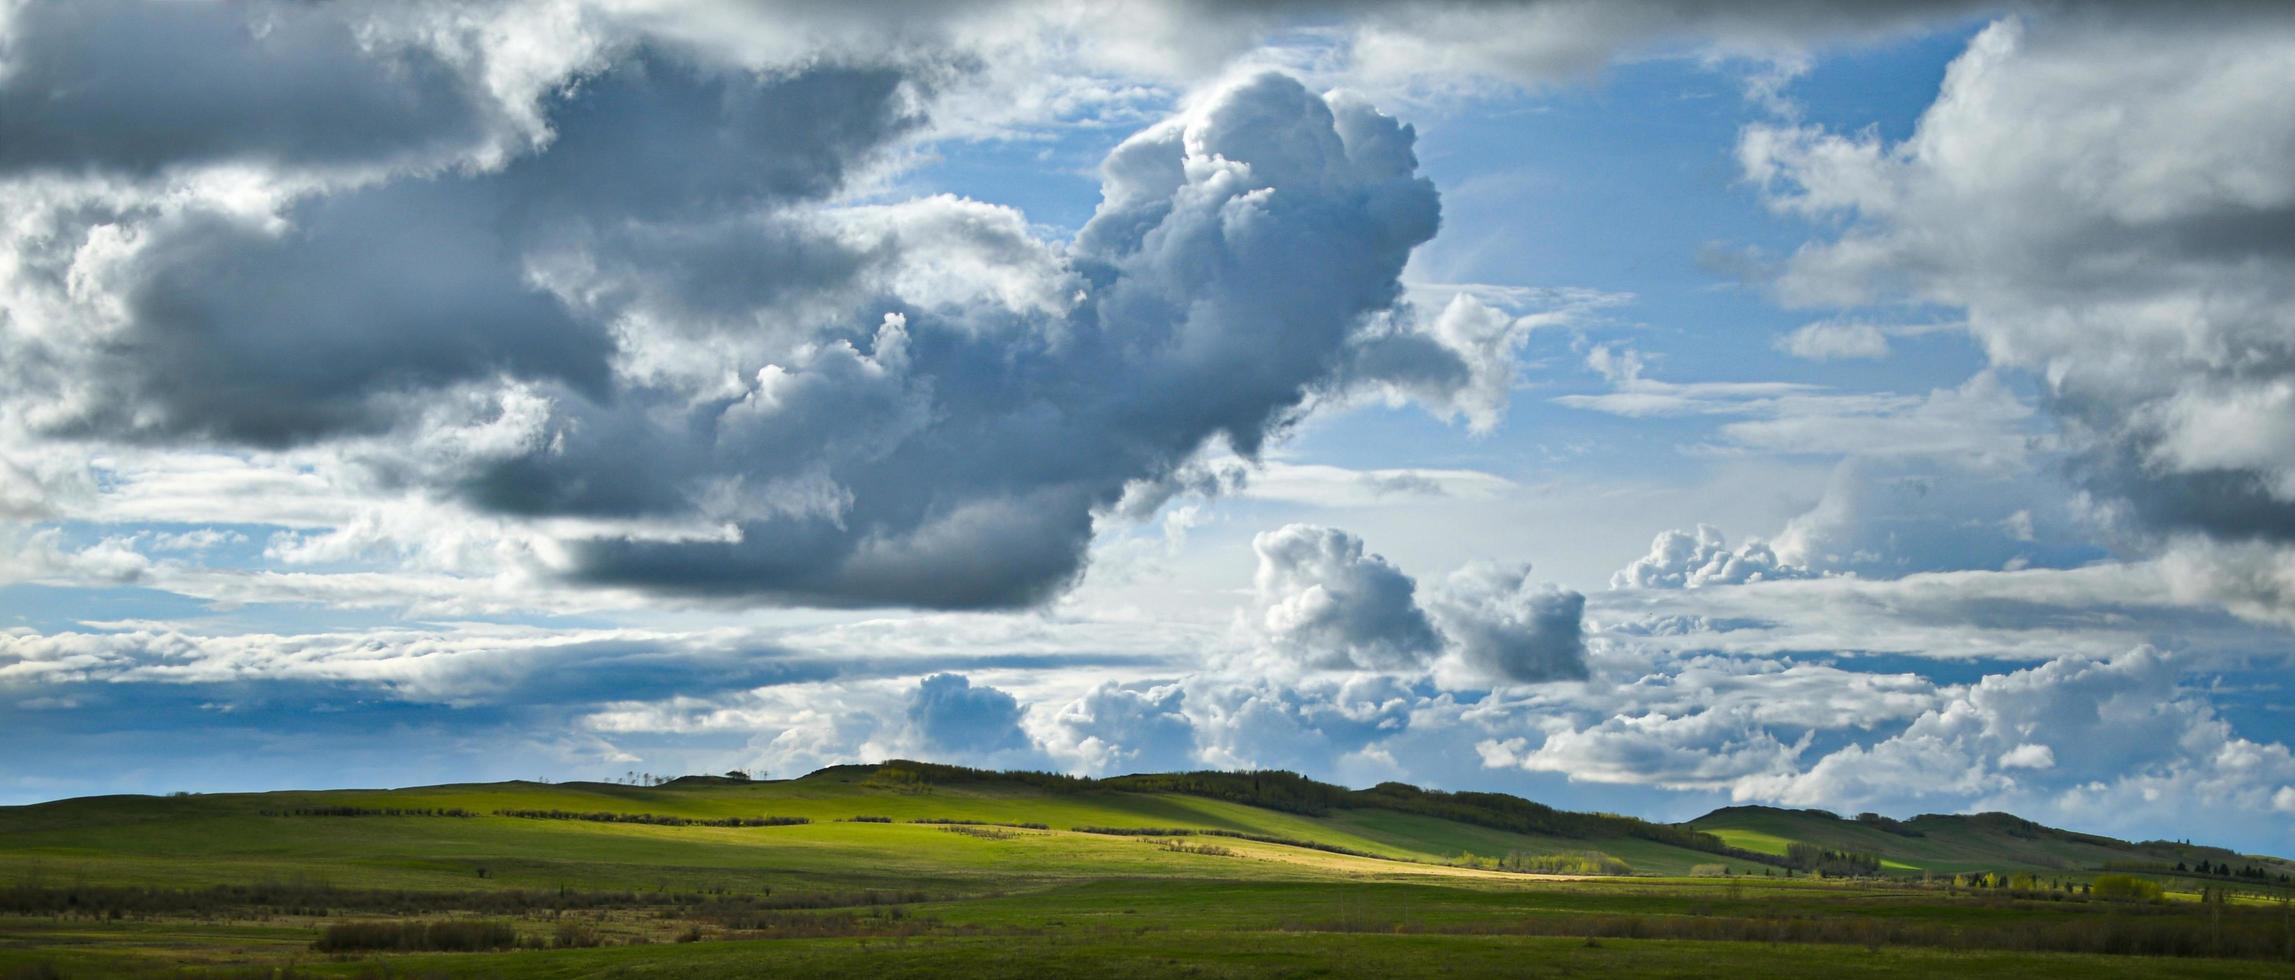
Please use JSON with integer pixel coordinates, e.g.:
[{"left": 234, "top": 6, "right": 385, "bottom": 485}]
[
  {"left": 1784, "top": 842, "right": 1881, "bottom": 877},
  {"left": 1492, "top": 850, "right": 1632, "bottom": 876}
]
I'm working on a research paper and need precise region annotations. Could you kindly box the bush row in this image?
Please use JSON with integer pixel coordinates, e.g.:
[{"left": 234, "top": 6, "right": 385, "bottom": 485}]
[
  {"left": 910, "top": 818, "right": 1050, "bottom": 829},
  {"left": 492, "top": 808, "right": 808, "bottom": 828},
  {"left": 260, "top": 806, "right": 475, "bottom": 818},
  {"left": 0, "top": 883, "right": 930, "bottom": 918},
  {"left": 1069, "top": 826, "right": 1380, "bottom": 859},
  {"left": 314, "top": 920, "right": 516, "bottom": 953}
]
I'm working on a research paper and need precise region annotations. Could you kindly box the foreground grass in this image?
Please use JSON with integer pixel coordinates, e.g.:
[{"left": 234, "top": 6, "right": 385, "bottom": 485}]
[
  {"left": 6, "top": 874, "right": 2292, "bottom": 976},
  {"left": 4, "top": 930, "right": 2290, "bottom": 979}
]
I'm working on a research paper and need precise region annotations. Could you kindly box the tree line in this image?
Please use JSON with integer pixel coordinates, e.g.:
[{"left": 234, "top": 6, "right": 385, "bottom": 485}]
[
  {"left": 1783, "top": 842, "right": 1881, "bottom": 876},
  {"left": 2176, "top": 859, "right": 2292, "bottom": 883}
]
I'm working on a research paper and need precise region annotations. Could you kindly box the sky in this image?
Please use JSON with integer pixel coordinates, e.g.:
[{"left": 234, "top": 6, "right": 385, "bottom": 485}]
[{"left": 3, "top": 0, "right": 2294, "bottom": 855}]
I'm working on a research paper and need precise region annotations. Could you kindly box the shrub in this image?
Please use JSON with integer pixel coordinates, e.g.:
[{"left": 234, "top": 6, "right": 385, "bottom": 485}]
[
  {"left": 910, "top": 818, "right": 1049, "bottom": 829},
  {"left": 551, "top": 921, "right": 603, "bottom": 948},
  {"left": 939, "top": 825, "right": 1022, "bottom": 840},
  {"left": 2090, "top": 874, "right": 2165, "bottom": 903},
  {"left": 314, "top": 920, "right": 517, "bottom": 952}
]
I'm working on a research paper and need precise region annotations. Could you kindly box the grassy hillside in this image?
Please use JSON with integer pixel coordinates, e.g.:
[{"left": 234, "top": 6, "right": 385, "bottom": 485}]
[
  {"left": 0, "top": 762, "right": 1737, "bottom": 891},
  {"left": 1692, "top": 805, "right": 2295, "bottom": 884},
  {"left": 5, "top": 763, "right": 2288, "bottom": 892},
  {"left": 3, "top": 763, "right": 2293, "bottom": 978}
]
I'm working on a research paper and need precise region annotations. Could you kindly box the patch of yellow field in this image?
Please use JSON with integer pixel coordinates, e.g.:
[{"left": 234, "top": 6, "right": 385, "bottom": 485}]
[{"left": 1163, "top": 834, "right": 1599, "bottom": 883}]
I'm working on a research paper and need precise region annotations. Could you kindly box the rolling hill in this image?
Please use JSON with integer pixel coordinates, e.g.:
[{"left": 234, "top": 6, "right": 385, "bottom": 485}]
[
  {"left": 1690, "top": 803, "right": 2295, "bottom": 882},
  {"left": 4, "top": 762, "right": 2294, "bottom": 978},
  {"left": 2, "top": 760, "right": 2284, "bottom": 888}
]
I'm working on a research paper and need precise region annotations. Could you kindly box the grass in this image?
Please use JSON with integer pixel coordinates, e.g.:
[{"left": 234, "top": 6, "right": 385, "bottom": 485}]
[
  {"left": 1, "top": 764, "right": 2291, "bottom": 977},
  {"left": 4, "top": 925, "right": 2290, "bottom": 979}
]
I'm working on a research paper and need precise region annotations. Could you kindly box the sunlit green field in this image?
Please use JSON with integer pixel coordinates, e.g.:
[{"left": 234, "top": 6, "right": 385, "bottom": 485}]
[{"left": 2, "top": 765, "right": 2290, "bottom": 978}]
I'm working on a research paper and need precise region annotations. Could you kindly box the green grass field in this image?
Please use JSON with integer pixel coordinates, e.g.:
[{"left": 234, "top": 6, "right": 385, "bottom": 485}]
[{"left": 2, "top": 763, "right": 2290, "bottom": 978}]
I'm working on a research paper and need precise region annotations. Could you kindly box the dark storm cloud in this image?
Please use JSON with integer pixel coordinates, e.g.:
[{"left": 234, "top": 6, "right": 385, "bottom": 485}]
[
  {"left": 101, "top": 182, "right": 616, "bottom": 446},
  {"left": 517, "top": 59, "right": 921, "bottom": 219},
  {"left": 2057, "top": 394, "right": 2295, "bottom": 545},
  {"left": 0, "top": 0, "right": 506, "bottom": 178},
  {"left": 44, "top": 48, "right": 921, "bottom": 447}
]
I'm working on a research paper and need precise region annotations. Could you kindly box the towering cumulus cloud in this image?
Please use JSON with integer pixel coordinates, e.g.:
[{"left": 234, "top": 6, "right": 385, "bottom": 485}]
[
  {"left": 565, "top": 73, "right": 1441, "bottom": 606},
  {"left": 1251, "top": 524, "right": 1444, "bottom": 671},
  {"left": 0, "top": 0, "right": 1446, "bottom": 610}
]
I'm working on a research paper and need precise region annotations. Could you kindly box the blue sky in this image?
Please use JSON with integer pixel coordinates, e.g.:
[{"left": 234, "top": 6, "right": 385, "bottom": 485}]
[{"left": 4, "top": 1, "right": 2294, "bottom": 855}]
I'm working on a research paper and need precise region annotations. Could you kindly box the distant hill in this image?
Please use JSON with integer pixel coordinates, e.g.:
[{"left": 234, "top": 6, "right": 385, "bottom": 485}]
[
  {"left": 859, "top": 761, "right": 2292, "bottom": 883},
  {"left": 1689, "top": 804, "right": 2294, "bottom": 883}
]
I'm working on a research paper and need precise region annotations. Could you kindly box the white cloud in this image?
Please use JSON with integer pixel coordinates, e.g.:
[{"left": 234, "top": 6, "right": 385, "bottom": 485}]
[
  {"left": 1342, "top": 1, "right": 1987, "bottom": 97},
  {"left": 1491, "top": 704, "right": 1812, "bottom": 790},
  {"left": 1238, "top": 461, "right": 1518, "bottom": 509},
  {"left": 1558, "top": 364, "right": 2039, "bottom": 464},
  {"left": 1997, "top": 743, "right": 2054, "bottom": 769},
  {"left": 1740, "top": 647, "right": 2295, "bottom": 841},
  {"left": 1246, "top": 524, "right": 1591, "bottom": 684},
  {"left": 1250, "top": 524, "right": 1444, "bottom": 672},
  {"left": 1595, "top": 559, "right": 2290, "bottom": 666},
  {"left": 1351, "top": 286, "right": 1624, "bottom": 433},
  {"left": 1746, "top": 10, "right": 2295, "bottom": 616},
  {"left": 1767, "top": 451, "right": 2096, "bottom": 578},
  {"left": 1428, "top": 562, "right": 1589, "bottom": 684},
  {"left": 1775, "top": 319, "right": 1889, "bottom": 361},
  {"left": 1612, "top": 524, "right": 1812, "bottom": 589},
  {"left": 1039, "top": 680, "right": 1198, "bottom": 774}
]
